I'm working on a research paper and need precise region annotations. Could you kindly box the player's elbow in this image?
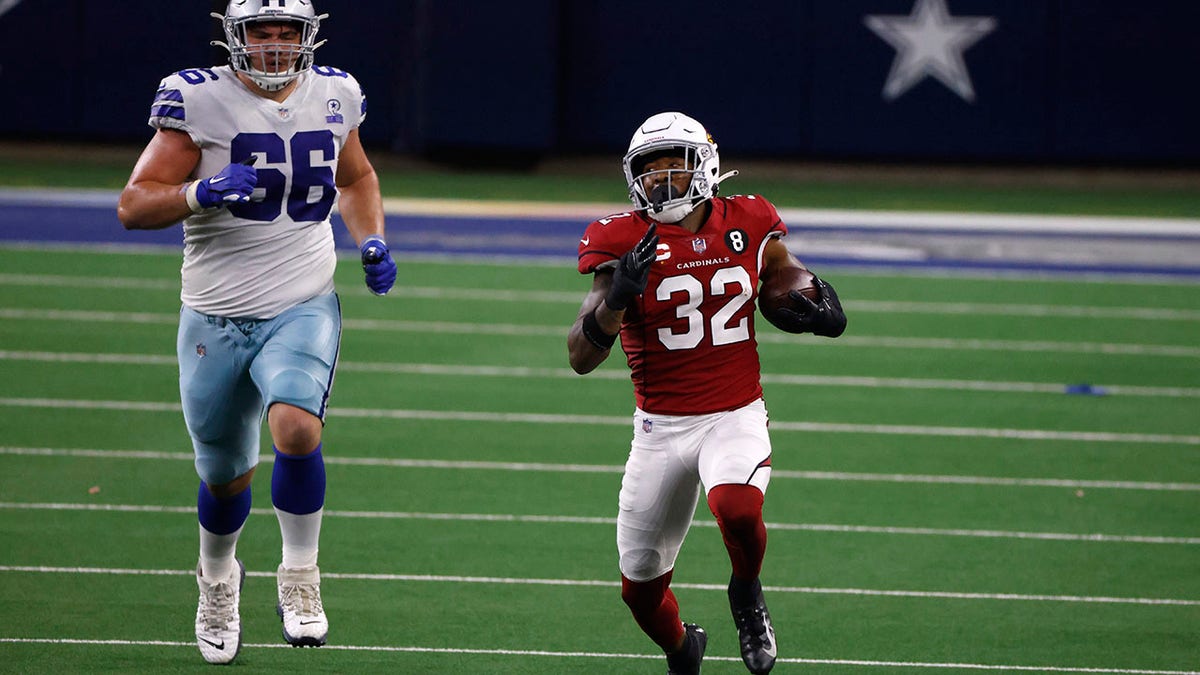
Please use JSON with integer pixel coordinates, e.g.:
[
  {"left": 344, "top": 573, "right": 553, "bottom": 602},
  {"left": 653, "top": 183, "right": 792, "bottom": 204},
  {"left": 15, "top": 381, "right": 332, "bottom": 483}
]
[
  {"left": 117, "top": 198, "right": 172, "bottom": 231},
  {"left": 568, "top": 348, "right": 595, "bottom": 375},
  {"left": 116, "top": 205, "right": 141, "bottom": 230},
  {"left": 569, "top": 357, "right": 596, "bottom": 375},
  {"left": 116, "top": 197, "right": 152, "bottom": 230},
  {"left": 567, "top": 336, "right": 603, "bottom": 375}
]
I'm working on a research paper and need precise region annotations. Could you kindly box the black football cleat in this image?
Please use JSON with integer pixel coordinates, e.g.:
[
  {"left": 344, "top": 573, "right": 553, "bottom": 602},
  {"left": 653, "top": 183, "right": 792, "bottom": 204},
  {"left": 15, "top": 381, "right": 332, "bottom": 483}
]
[
  {"left": 666, "top": 623, "right": 707, "bottom": 675},
  {"left": 729, "top": 576, "right": 777, "bottom": 674}
]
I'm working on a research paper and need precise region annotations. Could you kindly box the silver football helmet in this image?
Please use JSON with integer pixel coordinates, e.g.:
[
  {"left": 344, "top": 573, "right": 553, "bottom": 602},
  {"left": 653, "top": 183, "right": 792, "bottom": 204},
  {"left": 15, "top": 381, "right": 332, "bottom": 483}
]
[
  {"left": 211, "top": 0, "right": 328, "bottom": 92},
  {"left": 622, "top": 112, "right": 737, "bottom": 223}
]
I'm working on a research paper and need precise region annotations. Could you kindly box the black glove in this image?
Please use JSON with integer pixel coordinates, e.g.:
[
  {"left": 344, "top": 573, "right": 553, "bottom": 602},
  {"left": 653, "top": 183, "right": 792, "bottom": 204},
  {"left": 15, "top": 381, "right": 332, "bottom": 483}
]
[
  {"left": 772, "top": 276, "right": 847, "bottom": 337},
  {"left": 605, "top": 224, "right": 659, "bottom": 311}
]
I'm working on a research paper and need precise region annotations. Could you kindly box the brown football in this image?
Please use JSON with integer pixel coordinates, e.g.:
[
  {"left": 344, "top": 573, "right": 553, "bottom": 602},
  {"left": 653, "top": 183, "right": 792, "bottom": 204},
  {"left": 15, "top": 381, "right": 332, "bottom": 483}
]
[{"left": 758, "top": 266, "right": 818, "bottom": 317}]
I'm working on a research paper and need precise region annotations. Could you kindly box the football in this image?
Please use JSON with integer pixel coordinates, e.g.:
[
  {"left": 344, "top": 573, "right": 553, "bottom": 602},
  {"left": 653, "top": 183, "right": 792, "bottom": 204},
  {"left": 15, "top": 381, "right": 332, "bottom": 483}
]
[{"left": 757, "top": 266, "right": 818, "bottom": 318}]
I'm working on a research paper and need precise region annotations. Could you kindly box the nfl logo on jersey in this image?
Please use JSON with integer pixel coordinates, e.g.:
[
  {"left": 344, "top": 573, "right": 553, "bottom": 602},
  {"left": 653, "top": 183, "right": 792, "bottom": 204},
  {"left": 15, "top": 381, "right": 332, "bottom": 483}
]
[{"left": 692, "top": 238, "right": 707, "bottom": 254}]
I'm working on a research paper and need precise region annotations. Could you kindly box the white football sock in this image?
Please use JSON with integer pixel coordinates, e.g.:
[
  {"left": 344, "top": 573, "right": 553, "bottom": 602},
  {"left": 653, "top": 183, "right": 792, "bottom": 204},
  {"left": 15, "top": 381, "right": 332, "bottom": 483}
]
[
  {"left": 275, "top": 507, "right": 322, "bottom": 569},
  {"left": 199, "top": 524, "right": 242, "bottom": 582}
]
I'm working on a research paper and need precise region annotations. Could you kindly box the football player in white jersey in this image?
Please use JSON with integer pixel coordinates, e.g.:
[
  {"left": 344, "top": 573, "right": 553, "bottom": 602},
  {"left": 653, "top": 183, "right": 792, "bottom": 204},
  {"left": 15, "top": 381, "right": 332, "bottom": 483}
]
[{"left": 117, "top": 0, "right": 396, "bottom": 665}]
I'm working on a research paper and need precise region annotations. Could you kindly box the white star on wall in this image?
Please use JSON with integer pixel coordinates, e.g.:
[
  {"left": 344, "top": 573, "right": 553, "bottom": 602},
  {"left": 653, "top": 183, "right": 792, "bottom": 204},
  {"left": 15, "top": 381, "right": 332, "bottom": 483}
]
[
  {"left": 864, "top": 0, "right": 997, "bottom": 102},
  {"left": 0, "top": 0, "right": 24, "bottom": 19}
]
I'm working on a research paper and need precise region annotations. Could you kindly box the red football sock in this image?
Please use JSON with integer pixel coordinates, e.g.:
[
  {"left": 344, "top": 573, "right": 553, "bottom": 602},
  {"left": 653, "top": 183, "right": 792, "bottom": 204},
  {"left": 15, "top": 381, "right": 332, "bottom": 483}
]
[
  {"left": 621, "top": 571, "right": 685, "bottom": 652},
  {"left": 706, "top": 483, "right": 767, "bottom": 581}
]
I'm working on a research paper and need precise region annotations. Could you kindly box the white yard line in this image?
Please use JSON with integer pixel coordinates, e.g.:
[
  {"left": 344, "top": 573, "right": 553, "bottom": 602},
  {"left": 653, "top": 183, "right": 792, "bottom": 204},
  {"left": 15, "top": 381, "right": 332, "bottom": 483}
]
[
  {"left": 1, "top": 397, "right": 1197, "bottom": 445},
  {"left": 1, "top": 502, "right": 1196, "bottom": 546},
  {"left": 3, "top": 350, "right": 1197, "bottom": 398},
  {"left": 4, "top": 446, "right": 1199, "bottom": 492},
  {"left": 3, "top": 307, "right": 1199, "bottom": 357},
  {"left": 0, "top": 565, "right": 1196, "bottom": 607},
  {"left": 4, "top": 272, "right": 1200, "bottom": 320},
  {"left": 1, "top": 637, "right": 1196, "bottom": 674}
]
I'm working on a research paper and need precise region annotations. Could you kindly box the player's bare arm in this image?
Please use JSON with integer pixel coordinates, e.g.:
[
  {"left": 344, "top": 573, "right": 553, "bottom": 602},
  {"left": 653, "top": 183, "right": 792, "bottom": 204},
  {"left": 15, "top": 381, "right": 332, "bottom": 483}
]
[
  {"left": 336, "top": 128, "right": 396, "bottom": 295},
  {"left": 568, "top": 270, "right": 622, "bottom": 374},
  {"left": 334, "top": 129, "right": 385, "bottom": 246},
  {"left": 760, "top": 236, "right": 806, "bottom": 278},
  {"left": 117, "top": 128, "right": 202, "bottom": 230},
  {"left": 569, "top": 223, "right": 658, "bottom": 374}
]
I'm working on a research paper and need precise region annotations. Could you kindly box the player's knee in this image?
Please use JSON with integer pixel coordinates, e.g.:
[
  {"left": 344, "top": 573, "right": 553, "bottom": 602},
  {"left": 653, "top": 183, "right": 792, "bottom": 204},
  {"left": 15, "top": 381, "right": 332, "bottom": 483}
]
[
  {"left": 619, "top": 549, "right": 667, "bottom": 590},
  {"left": 204, "top": 468, "right": 255, "bottom": 499},
  {"left": 268, "top": 401, "right": 322, "bottom": 454},
  {"left": 707, "top": 484, "right": 764, "bottom": 534}
]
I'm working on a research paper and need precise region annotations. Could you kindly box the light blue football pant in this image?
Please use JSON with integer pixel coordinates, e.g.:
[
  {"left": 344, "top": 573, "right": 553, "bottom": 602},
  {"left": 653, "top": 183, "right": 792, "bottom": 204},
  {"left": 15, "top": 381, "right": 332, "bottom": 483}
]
[{"left": 177, "top": 293, "right": 341, "bottom": 486}]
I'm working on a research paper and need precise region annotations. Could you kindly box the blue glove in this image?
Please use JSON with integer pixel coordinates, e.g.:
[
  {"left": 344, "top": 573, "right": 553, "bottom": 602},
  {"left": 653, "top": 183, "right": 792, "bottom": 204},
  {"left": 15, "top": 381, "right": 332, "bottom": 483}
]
[
  {"left": 189, "top": 158, "right": 257, "bottom": 210},
  {"left": 188, "top": 157, "right": 256, "bottom": 210},
  {"left": 360, "top": 236, "right": 397, "bottom": 295}
]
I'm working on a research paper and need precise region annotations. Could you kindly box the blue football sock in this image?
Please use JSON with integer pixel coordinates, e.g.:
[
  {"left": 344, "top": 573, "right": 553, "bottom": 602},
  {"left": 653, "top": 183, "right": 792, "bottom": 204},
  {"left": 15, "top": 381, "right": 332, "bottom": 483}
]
[
  {"left": 197, "top": 481, "right": 252, "bottom": 535},
  {"left": 272, "top": 444, "right": 326, "bottom": 569},
  {"left": 271, "top": 444, "right": 326, "bottom": 515}
]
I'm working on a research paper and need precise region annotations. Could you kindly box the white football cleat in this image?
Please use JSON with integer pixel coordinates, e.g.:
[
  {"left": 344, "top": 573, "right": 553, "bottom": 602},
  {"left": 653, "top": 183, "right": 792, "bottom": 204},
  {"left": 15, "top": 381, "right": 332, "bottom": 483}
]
[
  {"left": 276, "top": 564, "right": 328, "bottom": 647},
  {"left": 195, "top": 559, "right": 244, "bottom": 665}
]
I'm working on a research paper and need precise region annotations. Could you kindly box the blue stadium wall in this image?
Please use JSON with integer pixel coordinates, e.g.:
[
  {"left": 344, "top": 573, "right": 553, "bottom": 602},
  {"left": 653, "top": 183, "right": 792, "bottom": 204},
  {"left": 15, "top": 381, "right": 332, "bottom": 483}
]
[{"left": 1, "top": 0, "right": 1197, "bottom": 163}]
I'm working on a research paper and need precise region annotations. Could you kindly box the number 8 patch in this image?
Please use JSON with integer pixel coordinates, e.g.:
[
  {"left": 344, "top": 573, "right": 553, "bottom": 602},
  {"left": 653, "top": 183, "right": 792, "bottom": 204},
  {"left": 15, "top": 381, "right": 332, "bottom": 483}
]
[{"left": 724, "top": 229, "right": 748, "bottom": 254}]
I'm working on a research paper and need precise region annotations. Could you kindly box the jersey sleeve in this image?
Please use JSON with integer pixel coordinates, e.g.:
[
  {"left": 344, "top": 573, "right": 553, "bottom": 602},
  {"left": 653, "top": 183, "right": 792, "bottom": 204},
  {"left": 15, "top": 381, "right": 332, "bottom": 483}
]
[
  {"left": 342, "top": 71, "right": 367, "bottom": 129},
  {"left": 148, "top": 73, "right": 193, "bottom": 138},
  {"left": 749, "top": 194, "right": 787, "bottom": 240},
  {"left": 577, "top": 212, "right": 643, "bottom": 274}
]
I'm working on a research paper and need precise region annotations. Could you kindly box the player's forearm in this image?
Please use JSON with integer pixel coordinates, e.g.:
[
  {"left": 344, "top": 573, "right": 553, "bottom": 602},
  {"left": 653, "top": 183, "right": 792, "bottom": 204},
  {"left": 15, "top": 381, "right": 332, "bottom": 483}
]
[
  {"left": 117, "top": 181, "right": 193, "bottom": 230},
  {"left": 336, "top": 170, "right": 385, "bottom": 246},
  {"left": 568, "top": 302, "right": 622, "bottom": 374}
]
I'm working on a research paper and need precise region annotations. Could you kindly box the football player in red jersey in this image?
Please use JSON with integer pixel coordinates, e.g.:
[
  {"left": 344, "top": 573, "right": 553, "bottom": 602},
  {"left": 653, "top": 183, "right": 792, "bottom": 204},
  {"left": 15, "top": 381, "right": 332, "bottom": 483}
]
[{"left": 568, "top": 112, "right": 846, "bottom": 675}]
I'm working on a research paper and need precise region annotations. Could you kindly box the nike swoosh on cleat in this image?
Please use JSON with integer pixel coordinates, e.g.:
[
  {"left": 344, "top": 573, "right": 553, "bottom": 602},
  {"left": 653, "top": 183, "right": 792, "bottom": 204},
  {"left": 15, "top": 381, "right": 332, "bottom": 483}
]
[
  {"left": 299, "top": 620, "right": 323, "bottom": 625},
  {"left": 198, "top": 637, "right": 225, "bottom": 650}
]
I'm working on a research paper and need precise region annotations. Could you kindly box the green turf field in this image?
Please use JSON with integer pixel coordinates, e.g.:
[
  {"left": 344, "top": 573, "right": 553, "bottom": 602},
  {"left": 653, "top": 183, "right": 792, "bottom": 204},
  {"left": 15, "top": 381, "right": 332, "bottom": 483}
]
[{"left": 1, "top": 235, "right": 1198, "bottom": 673}]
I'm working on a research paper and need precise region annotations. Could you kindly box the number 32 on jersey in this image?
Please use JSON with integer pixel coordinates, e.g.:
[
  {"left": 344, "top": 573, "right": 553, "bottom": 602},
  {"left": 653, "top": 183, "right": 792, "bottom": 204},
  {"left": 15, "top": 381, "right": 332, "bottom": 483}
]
[{"left": 656, "top": 266, "right": 753, "bottom": 350}]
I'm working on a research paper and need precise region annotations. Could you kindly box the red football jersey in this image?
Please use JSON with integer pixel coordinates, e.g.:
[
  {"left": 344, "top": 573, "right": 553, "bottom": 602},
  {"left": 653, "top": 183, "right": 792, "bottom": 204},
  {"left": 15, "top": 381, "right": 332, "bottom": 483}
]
[{"left": 578, "top": 195, "right": 787, "bottom": 415}]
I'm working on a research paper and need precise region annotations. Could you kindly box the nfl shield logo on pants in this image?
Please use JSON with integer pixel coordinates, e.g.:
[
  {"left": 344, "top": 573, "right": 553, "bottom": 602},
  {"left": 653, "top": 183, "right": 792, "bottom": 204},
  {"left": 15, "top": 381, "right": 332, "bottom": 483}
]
[
  {"left": 692, "top": 238, "right": 707, "bottom": 254},
  {"left": 642, "top": 418, "right": 653, "bottom": 433}
]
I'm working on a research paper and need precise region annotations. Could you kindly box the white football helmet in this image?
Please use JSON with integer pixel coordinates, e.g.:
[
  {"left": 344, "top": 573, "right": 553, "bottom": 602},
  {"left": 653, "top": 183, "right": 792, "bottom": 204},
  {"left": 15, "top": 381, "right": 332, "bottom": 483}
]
[
  {"left": 622, "top": 112, "right": 736, "bottom": 223},
  {"left": 211, "top": 0, "right": 328, "bottom": 92}
]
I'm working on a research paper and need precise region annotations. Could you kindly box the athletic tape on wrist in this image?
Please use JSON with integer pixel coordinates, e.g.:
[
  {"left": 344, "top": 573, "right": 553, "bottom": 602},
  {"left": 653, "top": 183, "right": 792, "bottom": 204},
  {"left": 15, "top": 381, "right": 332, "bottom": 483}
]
[
  {"left": 184, "top": 181, "right": 206, "bottom": 214},
  {"left": 581, "top": 308, "right": 617, "bottom": 350}
]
